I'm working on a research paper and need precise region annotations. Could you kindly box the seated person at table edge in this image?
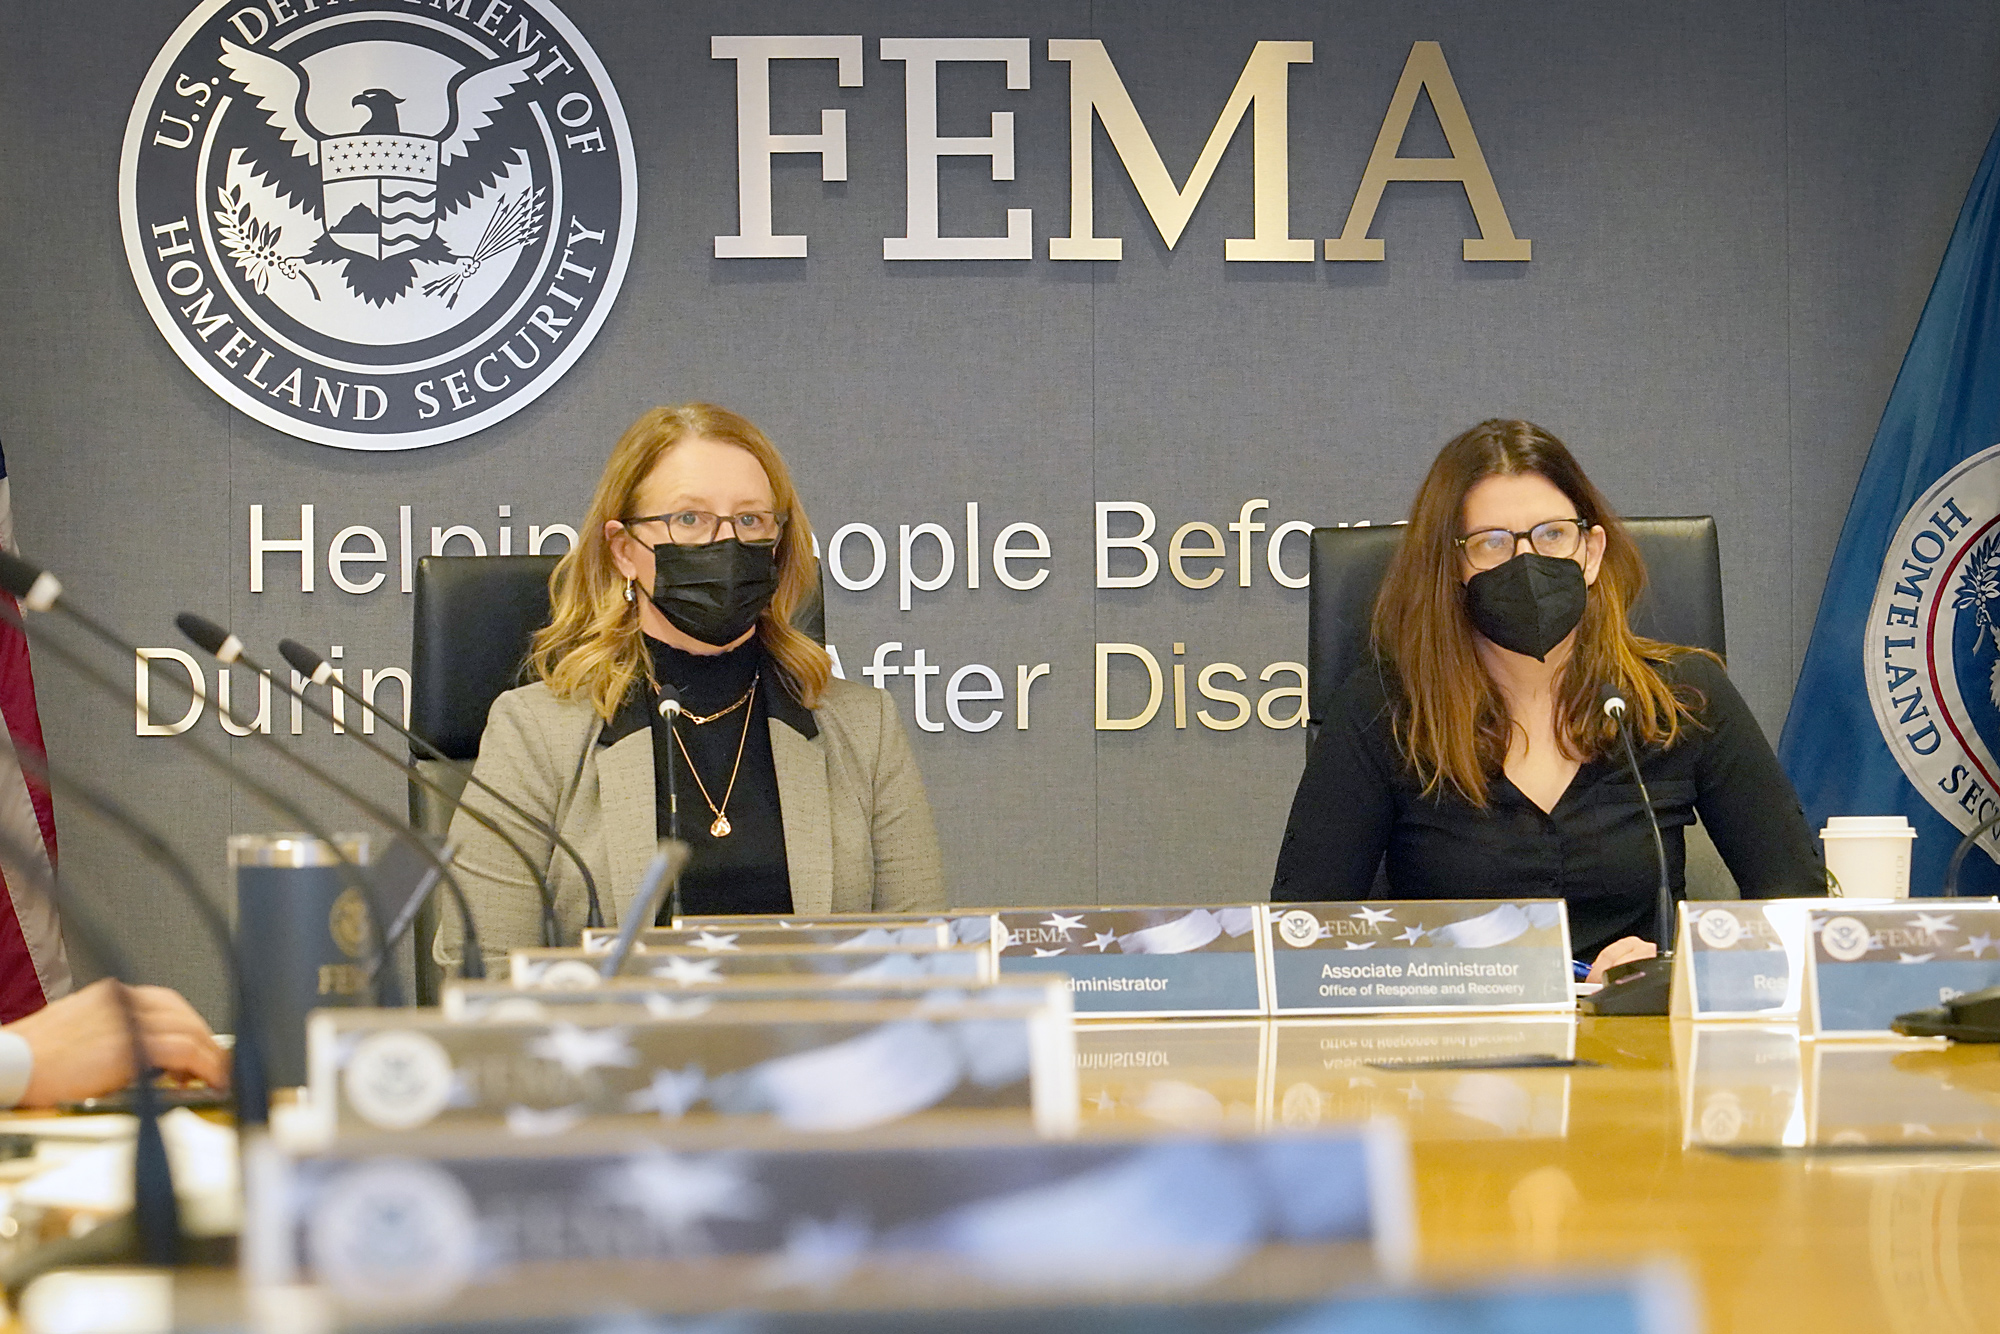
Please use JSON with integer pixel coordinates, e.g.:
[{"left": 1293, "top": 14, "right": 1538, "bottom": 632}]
[
  {"left": 440, "top": 402, "right": 943, "bottom": 965},
  {"left": 1272, "top": 419, "right": 1825, "bottom": 981}
]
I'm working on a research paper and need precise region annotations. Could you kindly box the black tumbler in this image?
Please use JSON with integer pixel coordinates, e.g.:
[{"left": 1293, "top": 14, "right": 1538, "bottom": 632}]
[{"left": 231, "top": 833, "right": 374, "bottom": 1088}]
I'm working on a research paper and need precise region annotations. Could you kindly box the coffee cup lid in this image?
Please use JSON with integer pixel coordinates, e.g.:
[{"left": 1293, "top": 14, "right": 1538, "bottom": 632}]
[{"left": 1822, "top": 815, "right": 1916, "bottom": 836}]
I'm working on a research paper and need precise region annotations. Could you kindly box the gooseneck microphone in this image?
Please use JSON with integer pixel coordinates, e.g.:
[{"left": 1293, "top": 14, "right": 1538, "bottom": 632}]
[
  {"left": 657, "top": 687, "right": 686, "bottom": 925},
  {"left": 599, "top": 839, "right": 691, "bottom": 981},
  {"left": 275, "top": 637, "right": 602, "bottom": 932},
  {"left": 163, "top": 614, "right": 486, "bottom": 979},
  {"left": 1582, "top": 683, "right": 1677, "bottom": 1016},
  {"left": 0, "top": 563, "right": 401, "bottom": 1002},
  {"left": 180, "top": 618, "right": 559, "bottom": 950},
  {"left": 1601, "top": 687, "right": 1675, "bottom": 949},
  {"left": 1941, "top": 809, "right": 2000, "bottom": 898}
]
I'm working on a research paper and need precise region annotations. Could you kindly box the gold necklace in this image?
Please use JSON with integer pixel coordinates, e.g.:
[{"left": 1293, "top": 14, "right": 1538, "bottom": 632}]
[
  {"left": 672, "top": 673, "right": 757, "bottom": 838},
  {"left": 678, "top": 679, "right": 757, "bottom": 726}
]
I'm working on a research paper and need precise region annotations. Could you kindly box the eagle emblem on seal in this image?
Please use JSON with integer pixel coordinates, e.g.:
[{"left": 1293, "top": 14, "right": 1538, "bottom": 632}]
[{"left": 215, "top": 38, "right": 546, "bottom": 307}]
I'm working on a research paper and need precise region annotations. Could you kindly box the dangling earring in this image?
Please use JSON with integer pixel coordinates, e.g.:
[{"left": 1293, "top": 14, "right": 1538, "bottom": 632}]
[{"left": 624, "top": 579, "right": 636, "bottom": 604}]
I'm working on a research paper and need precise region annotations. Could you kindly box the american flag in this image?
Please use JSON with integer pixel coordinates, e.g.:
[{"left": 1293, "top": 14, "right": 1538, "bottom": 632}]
[{"left": 0, "top": 442, "right": 68, "bottom": 1019}]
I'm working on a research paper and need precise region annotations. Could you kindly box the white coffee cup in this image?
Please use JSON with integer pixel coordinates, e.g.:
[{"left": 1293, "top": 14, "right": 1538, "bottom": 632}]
[{"left": 1820, "top": 815, "right": 1916, "bottom": 898}]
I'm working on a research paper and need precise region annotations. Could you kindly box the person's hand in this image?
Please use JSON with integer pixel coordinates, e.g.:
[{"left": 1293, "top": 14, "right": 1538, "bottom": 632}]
[
  {"left": 1587, "top": 936, "right": 1658, "bottom": 985},
  {"left": 7, "top": 979, "right": 229, "bottom": 1107}
]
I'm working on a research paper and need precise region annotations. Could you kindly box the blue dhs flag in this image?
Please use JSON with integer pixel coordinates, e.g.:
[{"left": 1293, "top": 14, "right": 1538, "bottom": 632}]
[{"left": 1781, "top": 116, "right": 2000, "bottom": 898}]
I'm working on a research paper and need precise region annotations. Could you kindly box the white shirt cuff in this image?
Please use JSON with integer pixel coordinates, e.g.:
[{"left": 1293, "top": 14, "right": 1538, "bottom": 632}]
[{"left": 0, "top": 1030, "right": 34, "bottom": 1108}]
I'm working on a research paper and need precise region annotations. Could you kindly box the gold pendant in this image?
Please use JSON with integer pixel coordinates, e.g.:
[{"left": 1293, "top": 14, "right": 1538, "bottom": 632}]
[{"left": 710, "top": 814, "right": 732, "bottom": 838}]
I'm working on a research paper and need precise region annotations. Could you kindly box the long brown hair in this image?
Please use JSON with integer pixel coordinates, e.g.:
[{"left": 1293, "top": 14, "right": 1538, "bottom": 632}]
[
  {"left": 530, "top": 403, "right": 831, "bottom": 720},
  {"left": 1370, "top": 419, "right": 1709, "bottom": 806}
]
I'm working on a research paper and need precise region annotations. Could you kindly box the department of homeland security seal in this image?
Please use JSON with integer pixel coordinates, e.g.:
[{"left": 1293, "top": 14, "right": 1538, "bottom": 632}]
[
  {"left": 120, "top": 0, "right": 634, "bottom": 451},
  {"left": 1865, "top": 443, "right": 2000, "bottom": 859}
]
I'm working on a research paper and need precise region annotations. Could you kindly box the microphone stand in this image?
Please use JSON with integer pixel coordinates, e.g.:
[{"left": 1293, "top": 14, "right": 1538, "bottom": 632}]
[
  {"left": 1941, "top": 808, "right": 2000, "bottom": 898},
  {"left": 278, "top": 638, "right": 604, "bottom": 930},
  {"left": 598, "top": 840, "right": 691, "bottom": 980},
  {"left": 180, "top": 617, "right": 560, "bottom": 950},
  {"left": 657, "top": 689, "right": 685, "bottom": 926},
  {"left": 1582, "top": 689, "right": 1678, "bottom": 1016}
]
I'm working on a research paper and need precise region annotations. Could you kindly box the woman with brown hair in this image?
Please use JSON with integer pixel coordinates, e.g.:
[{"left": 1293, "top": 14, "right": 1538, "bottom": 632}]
[
  {"left": 441, "top": 403, "right": 943, "bottom": 963},
  {"left": 1272, "top": 419, "right": 1822, "bottom": 979}
]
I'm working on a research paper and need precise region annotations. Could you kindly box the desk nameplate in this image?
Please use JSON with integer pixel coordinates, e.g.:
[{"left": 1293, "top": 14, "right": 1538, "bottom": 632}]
[
  {"left": 443, "top": 976, "right": 1071, "bottom": 1022},
  {"left": 1262, "top": 901, "right": 1574, "bottom": 1016},
  {"left": 994, "top": 906, "right": 1266, "bottom": 1018},
  {"left": 1801, "top": 903, "right": 2000, "bottom": 1038},
  {"left": 509, "top": 944, "right": 993, "bottom": 990},
  {"left": 675, "top": 912, "right": 997, "bottom": 946},
  {"left": 305, "top": 998, "right": 1074, "bottom": 1141},
  {"left": 579, "top": 923, "right": 950, "bottom": 952}
]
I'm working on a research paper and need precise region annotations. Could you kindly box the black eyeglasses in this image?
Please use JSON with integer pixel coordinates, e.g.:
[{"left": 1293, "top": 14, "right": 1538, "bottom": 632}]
[
  {"left": 1456, "top": 518, "right": 1586, "bottom": 571},
  {"left": 621, "top": 511, "right": 787, "bottom": 546}
]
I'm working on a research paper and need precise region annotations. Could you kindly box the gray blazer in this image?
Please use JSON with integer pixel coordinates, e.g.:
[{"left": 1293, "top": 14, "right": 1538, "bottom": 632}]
[{"left": 436, "top": 675, "right": 945, "bottom": 964}]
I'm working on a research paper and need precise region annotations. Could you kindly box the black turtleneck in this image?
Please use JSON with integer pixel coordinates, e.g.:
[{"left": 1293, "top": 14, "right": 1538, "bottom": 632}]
[{"left": 644, "top": 634, "right": 792, "bottom": 917}]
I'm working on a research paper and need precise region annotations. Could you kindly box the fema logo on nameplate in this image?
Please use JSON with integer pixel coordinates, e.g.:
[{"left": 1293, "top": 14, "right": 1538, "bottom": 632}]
[
  {"left": 1865, "top": 444, "right": 2000, "bottom": 857},
  {"left": 121, "top": 0, "right": 635, "bottom": 450},
  {"left": 1263, "top": 901, "right": 1574, "bottom": 1015},
  {"left": 1801, "top": 903, "right": 2000, "bottom": 1037},
  {"left": 995, "top": 907, "right": 1266, "bottom": 1018}
]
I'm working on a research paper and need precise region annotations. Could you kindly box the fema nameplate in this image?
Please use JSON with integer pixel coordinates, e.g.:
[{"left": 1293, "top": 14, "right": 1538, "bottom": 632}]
[
  {"left": 1263, "top": 901, "right": 1573, "bottom": 1014},
  {"left": 510, "top": 945, "right": 992, "bottom": 990},
  {"left": 996, "top": 907, "right": 1265, "bottom": 1018},
  {"left": 1670, "top": 900, "right": 1819, "bottom": 1020},
  {"left": 250, "top": 1126, "right": 1403, "bottom": 1308},
  {"left": 120, "top": 0, "right": 635, "bottom": 450},
  {"left": 306, "top": 1003, "right": 1062, "bottom": 1138},
  {"left": 677, "top": 913, "right": 997, "bottom": 946},
  {"left": 443, "top": 977, "right": 1071, "bottom": 1022},
  {"left": 1802, "top": 904, "right": 2000, "bottom": 1037},
  {"left": 578, "top": 923, "right": 950, "bottom": 953}
]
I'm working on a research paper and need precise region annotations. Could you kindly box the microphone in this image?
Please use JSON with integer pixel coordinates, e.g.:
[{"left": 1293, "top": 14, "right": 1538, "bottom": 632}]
[
  {"left": 657, "top": 687, "right": 686, "bottom": 924},
  {"left": 182, "top": 620, "right": 559, "bottom": 950},
  {"left": 170, "top": 615, "right": 491, "bottom": 979},
  {"left": 1942, "top": 809, "right": 2000, "bottom": 898},
  {"left": 1583, "top": 683, "right": 1677, "bottom": 1016},
  {"left": 597, "top": 839, "right": 692, "bottom": 980},
  {"left": 275, "top": 637, "right": 601, "bottom": 933},
  {"left": 0, "top": 552, "right": 428, "bottom": 994}
]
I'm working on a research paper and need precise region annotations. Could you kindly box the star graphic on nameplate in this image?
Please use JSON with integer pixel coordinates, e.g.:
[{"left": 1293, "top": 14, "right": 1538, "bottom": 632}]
[
  {"left": 1342, "top": 940, "right": 1376, "bottom": 950},
  {"left": 1091, "top": 1089, "right": 1117, "bottom": 1113},
  {"left": 1350, "top": 906, "right": 1396, "bottom": 925},
  {"left": 1033, "top": 947, "right": 1066, "bottom": 958},
  {"left": 692, "top": 931, "right": 741, "bottom": 952},
  {"left": 1959, "top": 933, "right": 1997, "bottom": 958},
  {"left": 1396, "top": 925, "right": 1427, "bottom": 945},
  {"left": 1087, "top": 931, "right": 1117, "bottom": 952},
  {"left": 626, "top": 1064, "right": 705, "bottom": 1119},
  {"left": 757, "top": 1214, "right": 873, "bottom": 1293},
  {"left": 1910, "top": 913, "right": 1957, "bottom": 938},
  {"left": 1043, "top": 913, "right": 1086, "bottom": 936},
  {"left": 655, "top": 956, "right": 723, "bottom": 987},
  {"left": 1898, "top": 952, "right": 1936, "bottom": 964},
  {"left": 528, "top": 1024, "right": 638, "bottom": 1076},
  {"left": 610, "top": 1150, "right": 767, "bottom": 1244}
]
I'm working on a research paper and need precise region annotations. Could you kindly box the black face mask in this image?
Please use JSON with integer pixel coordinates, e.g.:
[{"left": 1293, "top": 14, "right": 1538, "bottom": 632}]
[
  {"left": 645, "top": 538, "right": 779, "bottom": 646},
  {"left": 1463, "top": 552, "right": 1587, "bottom": 661}
]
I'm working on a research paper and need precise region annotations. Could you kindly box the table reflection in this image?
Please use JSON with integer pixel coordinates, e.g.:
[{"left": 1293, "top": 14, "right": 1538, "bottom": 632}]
[
  {"left": 1073, "top": 1022, "right": 1267, "bottom": 1130},
  {"left": 1268, "top": 1018, "right": 1575, "bottom": 1139}
]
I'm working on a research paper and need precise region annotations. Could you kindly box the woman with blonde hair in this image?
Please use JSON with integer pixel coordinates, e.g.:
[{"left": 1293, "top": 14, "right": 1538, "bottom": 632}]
[
  {"left": 443, "top": 403, "right": 943, "bottom": 961},
  {"left": 1272, "top": 419, "right": 1822, "bottom": 980}
]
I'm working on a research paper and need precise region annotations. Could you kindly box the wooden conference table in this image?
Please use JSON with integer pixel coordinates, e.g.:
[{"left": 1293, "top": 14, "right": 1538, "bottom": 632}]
[{"left": 1074, "top": 1014, "right": 2000, "bottom": 1334}]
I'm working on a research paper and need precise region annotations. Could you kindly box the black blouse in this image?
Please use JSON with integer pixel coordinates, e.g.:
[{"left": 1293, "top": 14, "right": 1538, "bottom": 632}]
[
  {"left": 641, "top": 635, "right": 792, "bottom": 918},
  {"left": 1271, "top": 653, "right": 1826, "bottom": 958}
]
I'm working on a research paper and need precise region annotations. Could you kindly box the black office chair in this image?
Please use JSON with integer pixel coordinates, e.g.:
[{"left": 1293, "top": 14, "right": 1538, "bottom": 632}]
[
  {"left": 404, "top": 553, "right": 827, "bottom": 1000},
  {"left": 1304, "top": 516, "right": 1737, "bottom": 899}
]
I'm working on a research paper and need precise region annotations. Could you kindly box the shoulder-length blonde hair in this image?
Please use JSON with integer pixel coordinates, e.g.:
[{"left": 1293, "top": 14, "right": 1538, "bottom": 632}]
[
  {"left": 530, "top": 403, "right": 831, "bottom": 720},
  {"left": 1370, "top": 418, "right": 1711, "bottom": 807}
]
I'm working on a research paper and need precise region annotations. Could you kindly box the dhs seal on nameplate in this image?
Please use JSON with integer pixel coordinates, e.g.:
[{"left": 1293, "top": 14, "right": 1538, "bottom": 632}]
[
  {"left": 1864, "top": 444, "right": 2000, "bottom": 867},
  {"left": 120, "top": 0, "right": 635, "bottom": 450}
]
